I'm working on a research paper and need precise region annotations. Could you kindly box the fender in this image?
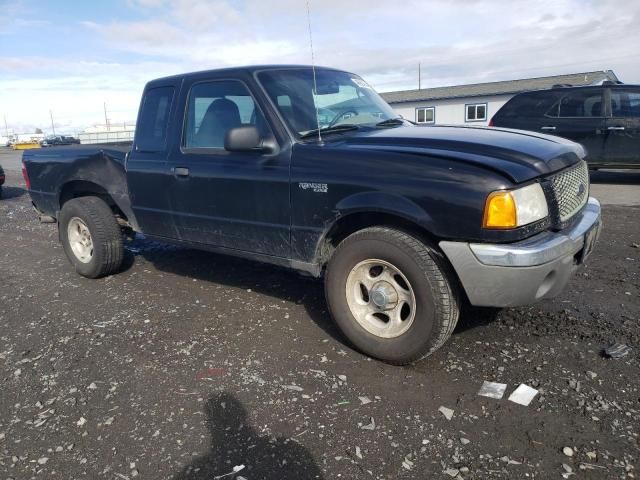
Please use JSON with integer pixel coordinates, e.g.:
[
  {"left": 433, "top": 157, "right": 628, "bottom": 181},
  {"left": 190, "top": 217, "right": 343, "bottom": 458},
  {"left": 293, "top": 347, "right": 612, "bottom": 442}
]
[
  {"left": 307, "top": 191, "right": 436, "bottom": 267},
  {"left": 334, "top": 191, "right": 434, "bottom": 228},
  {"left": 55, "top": 149, "right": 138, "bottom": 230}
]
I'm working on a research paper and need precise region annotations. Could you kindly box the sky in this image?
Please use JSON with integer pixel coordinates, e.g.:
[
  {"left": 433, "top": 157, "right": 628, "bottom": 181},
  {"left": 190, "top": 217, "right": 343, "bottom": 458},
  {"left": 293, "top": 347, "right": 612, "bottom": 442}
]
[{"left": 1, "top": 0, "right": 639, "bottom": 135}]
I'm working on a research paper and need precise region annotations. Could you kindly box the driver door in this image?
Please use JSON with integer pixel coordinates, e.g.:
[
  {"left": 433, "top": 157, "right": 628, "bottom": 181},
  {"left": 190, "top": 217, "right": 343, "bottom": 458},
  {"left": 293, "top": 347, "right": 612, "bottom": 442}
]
[{"left": 166, "top": 79, "right": 291, "bottom": 257}]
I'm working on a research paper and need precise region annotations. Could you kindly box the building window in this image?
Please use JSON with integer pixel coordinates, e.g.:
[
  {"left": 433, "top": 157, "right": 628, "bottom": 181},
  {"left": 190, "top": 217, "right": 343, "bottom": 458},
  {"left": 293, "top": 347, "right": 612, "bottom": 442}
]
[
  {"left": 416, "top": 107, "right": 435, "bottom": 124},
  {"left": 465, "top": 103, "right": 487, "bottom": 122}
]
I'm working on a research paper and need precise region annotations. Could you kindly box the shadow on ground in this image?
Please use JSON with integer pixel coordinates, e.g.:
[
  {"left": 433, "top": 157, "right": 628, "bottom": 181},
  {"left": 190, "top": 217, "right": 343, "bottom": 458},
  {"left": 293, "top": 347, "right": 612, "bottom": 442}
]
[
  {"left": 455, "top": 305, "right": 502, "bottom": 333},
  {"left": 0, "top": 186, "right": 26, "bottom": 200},
  {"left": 590, "top": 169, "right": 640, "bottom": 185},
  {"left": 173, "top": 392, "right": 324, "bottom": 480},
  {"left": 125, "top": 236, "right": 348, "bottom": 347},
  {"left": 124, "top": 235, "right": 498, "bottom": 352}
]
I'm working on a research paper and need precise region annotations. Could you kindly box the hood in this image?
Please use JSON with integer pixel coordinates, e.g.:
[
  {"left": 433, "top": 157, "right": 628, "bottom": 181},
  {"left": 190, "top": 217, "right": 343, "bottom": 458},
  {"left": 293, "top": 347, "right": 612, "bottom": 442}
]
[{"left": 337, "top": 125, "right": 584, "bottom": 183}]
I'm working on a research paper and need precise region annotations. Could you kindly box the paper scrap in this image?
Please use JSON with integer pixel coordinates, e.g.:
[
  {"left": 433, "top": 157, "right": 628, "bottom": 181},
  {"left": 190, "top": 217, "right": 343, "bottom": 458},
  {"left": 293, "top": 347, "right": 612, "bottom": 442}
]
[
  {"left": 477, "top": 381, "right": 507, "bottom": 400},
  {"left": 508, "top": 384, "right": 538, "bottom": 406}
]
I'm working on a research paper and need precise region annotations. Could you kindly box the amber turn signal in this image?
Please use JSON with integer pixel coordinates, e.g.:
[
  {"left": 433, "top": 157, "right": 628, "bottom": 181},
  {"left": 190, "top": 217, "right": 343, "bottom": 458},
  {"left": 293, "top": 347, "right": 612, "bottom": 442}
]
[{"left": 483, "top": 191, "right": 517, "bottom": 229}]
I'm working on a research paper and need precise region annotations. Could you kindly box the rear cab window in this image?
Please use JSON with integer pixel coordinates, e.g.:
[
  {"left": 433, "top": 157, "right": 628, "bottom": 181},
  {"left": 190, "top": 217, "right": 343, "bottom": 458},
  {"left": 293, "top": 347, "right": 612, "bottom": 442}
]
[{"left": 136, "top": 86, "right": 175, "bottom": 152}]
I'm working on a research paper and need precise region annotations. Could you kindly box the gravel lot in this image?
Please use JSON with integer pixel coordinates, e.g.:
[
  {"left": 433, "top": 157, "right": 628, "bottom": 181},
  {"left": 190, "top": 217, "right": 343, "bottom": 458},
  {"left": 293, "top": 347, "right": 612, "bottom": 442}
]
[{"left": 1, "top": 147, "right": 638, "bottom": 479}]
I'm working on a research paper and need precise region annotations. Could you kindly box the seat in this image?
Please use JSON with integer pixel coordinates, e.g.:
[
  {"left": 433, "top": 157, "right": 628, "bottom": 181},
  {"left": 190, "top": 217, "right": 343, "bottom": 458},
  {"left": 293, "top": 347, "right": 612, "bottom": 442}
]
[
  {"left": 193, "top": 98, "right": 242, "bottom": 148},
  {"left": 611, "top": 98, "right": 621, "bottom": 116}
]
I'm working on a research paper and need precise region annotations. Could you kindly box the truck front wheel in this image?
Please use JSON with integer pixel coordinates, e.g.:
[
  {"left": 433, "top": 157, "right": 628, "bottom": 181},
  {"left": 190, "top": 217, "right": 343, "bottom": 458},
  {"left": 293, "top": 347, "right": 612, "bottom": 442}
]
[
  {"left": 59, "top": 197, "right": 124, "bottom": 278},
  {"left": 325, "top": 227, "right": 460, "bottom": 365}
]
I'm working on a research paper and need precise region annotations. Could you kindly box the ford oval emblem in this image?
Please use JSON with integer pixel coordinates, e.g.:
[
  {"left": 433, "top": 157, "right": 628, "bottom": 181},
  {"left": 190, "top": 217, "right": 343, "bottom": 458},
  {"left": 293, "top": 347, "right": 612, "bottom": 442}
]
[{"left": 576, "top": 183, "right": 586, "bottom": 197}]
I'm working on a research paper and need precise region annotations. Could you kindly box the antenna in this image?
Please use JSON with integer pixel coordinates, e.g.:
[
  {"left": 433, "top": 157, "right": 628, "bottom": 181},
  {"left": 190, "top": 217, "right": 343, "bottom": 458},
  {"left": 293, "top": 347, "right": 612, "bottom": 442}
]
[
  {"left": 305, "top": 0, "right": 323, "bottom": 145},
  {"left": 49, "top": 110, "right": 56, "bottom": 135},
  {"left": 104, "top": 102, "right": 110, "bottom": 131}
]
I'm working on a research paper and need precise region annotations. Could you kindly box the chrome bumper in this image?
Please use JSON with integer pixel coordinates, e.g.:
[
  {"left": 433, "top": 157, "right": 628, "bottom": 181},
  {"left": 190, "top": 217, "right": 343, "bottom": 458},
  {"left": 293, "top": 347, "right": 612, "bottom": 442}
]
[{"left": 439, "top": 197, "right": 602, "bottom": 307}]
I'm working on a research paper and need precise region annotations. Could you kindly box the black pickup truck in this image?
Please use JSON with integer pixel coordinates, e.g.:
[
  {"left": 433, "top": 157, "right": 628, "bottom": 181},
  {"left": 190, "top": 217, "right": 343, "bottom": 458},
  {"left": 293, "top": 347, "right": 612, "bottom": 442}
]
[{"left": 22, "top": 65, "right": 602, "bottom": 364}]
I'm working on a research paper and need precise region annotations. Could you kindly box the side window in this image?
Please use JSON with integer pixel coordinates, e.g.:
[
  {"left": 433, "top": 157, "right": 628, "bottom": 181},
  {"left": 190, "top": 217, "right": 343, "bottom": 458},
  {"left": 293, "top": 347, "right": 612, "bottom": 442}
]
[
  {"left": 465, "top": 103, "right": 487, "bottom": 122},
  {"left": 136, "top": 86, "right": 174, "bottom": 152},
  {"left": 556, "top": 90, "right": 603, "bottom": 117},
  {"left": 610, "top": 89, "right": 640, "bottom": 117},
  {"left": 416, "top": 107, "right": 435, "bottom": 124},
  {"left": 503, "top": 92, "right": 558, "bottom": 118},
  {"left": 184, "top": 80, "right": 267, "bottom": 149}
]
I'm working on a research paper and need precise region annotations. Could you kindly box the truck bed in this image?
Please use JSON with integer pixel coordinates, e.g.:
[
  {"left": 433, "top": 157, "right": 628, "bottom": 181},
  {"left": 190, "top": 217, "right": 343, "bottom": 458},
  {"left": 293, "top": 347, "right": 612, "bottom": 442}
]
[{"left": 22, "top": 143, "right": 134, "bottom": 226}]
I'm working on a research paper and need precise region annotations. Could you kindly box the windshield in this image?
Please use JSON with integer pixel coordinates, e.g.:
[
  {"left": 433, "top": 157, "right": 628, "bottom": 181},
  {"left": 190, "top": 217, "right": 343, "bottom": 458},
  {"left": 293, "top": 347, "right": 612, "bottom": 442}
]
[{"left": 257, "top": 68, "right": 398, "bottom": 138}]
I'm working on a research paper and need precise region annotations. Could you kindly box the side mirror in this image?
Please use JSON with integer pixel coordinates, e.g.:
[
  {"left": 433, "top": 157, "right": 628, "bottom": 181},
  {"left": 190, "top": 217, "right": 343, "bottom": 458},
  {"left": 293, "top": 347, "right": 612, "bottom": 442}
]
[{"left": 224, "top": 126, "right": 262, "bottom": 152}]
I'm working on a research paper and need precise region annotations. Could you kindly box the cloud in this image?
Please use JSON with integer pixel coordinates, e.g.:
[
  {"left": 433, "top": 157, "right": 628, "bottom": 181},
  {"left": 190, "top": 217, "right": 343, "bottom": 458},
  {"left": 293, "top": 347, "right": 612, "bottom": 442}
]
[
  {"left": 84, "top": 0, "right": 640, "bottom": 85},
  {"left": 0, "top": 0, "right": 50, "bottom": 35},
  {"left": 85, "top": 19, "right": 185, "bottom": 50},
  {"left": 2, "top": 0, "right": 640, "bottom": 132}
]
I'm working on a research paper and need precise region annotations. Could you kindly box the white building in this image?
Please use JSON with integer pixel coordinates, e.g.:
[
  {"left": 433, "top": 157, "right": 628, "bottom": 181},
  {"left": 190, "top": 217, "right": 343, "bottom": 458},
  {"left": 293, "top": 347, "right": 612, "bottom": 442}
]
[{"left": 381, "top": 70, "right": 619, "bottom": 126}]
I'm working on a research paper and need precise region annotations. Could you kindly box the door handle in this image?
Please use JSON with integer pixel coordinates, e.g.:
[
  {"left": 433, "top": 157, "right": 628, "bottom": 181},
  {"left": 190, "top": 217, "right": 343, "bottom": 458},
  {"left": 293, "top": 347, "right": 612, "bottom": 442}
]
[
  {"left": 172, "top": 167, "right": 190, "bottom": 177},
  {"left": 607, "top": 126, "right": 625, "bottom": 131},
  {"left": 540, "top": 126, "right": 556, "bottom": 131}
]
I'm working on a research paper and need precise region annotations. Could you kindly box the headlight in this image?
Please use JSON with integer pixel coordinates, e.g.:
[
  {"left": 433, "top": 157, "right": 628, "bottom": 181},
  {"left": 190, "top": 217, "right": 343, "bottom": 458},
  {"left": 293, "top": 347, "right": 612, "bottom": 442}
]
[{"left": 483, "top": 183, "right": 548, "bottom": 229}]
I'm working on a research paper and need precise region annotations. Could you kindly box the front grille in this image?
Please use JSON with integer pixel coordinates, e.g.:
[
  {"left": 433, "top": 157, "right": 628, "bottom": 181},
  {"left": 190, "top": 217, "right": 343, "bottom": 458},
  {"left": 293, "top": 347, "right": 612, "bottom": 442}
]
[{"left": 548, "top": 161, "right": 589, "bottom": 223}]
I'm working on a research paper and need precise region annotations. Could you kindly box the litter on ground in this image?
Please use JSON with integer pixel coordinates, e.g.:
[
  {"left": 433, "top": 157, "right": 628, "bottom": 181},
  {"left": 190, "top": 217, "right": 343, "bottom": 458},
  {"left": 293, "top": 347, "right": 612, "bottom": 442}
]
[
  {"left": 508, "top": 384, "right": 539, "bottom": 406},
  {"left": 213, "top": 465, "right": 245, "bottom": 479},
  {"left": 360, "top": 417, "right": 376, "bottom": 430},
  {"left": 603, "top": 343, "right": 632, "bottom": 359},
  {"left": 477, "top": 381, "right": 508, "bottom": 399},
  {"left": 438, "top": 406, "right": 454, "bottom": 420}
]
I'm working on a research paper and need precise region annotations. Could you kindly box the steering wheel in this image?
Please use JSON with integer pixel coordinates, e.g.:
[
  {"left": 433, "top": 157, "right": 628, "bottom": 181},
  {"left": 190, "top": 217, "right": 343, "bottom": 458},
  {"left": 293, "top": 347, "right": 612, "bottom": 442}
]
[{"left": 328, "top": 109, "right": 359, "bottom": 127}]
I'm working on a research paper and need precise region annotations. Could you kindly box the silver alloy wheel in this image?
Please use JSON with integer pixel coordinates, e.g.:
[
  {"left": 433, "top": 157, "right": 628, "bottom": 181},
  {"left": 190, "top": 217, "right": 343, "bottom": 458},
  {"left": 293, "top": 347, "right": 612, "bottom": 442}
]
[
  {"left": 345, "top": 259, "right": 416, "bottom": 338},
  {"left": 67, "top": 217, "right": 94, "bottom": 264}
]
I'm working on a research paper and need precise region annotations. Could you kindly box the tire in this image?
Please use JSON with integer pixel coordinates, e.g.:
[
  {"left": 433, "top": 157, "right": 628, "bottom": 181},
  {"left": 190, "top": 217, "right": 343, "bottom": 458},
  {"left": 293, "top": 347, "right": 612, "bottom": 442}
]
[
  {"left": 59, "top": 196, "right": 123, "bottom": 278},
  {"left": 325, "top": 227, "right": 460, "bottom": 365}
]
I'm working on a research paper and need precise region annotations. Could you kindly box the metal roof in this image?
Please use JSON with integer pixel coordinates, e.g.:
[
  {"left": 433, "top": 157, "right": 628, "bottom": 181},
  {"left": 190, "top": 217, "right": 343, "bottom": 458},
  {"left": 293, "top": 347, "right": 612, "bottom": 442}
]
[{"left": 381, "top": 70, "right": 619, "bottom": 104}]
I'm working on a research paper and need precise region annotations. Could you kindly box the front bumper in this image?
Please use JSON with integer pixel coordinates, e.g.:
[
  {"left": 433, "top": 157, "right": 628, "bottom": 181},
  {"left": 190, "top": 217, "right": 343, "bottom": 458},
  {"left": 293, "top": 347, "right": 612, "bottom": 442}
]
[{"left": 440, "top": 197, "right": 602, "bottom": 307}]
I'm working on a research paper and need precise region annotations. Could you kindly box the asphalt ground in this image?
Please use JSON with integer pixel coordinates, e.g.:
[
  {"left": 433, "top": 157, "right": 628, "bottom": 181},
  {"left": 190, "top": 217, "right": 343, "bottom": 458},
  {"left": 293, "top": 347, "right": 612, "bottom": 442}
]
[{"left": 1, "top": 147, "right": 638, "bottom": 479}]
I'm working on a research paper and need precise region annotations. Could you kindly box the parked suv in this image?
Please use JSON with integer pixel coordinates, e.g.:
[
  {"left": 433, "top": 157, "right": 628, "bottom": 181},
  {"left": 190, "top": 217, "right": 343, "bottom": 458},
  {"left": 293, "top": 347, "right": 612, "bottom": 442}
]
[{"left": 491, "top": 83, "right": 640, "bottom": 168}]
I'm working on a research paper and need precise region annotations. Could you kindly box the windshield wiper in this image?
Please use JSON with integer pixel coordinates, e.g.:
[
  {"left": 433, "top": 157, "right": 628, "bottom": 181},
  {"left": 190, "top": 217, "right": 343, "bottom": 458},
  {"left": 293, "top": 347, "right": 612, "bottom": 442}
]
[
  {"left": 375, "top": 117, "right": 408, "bottom": 127},
  {"left": 299, "top": 124, "right": 361, "bottom": 140}
]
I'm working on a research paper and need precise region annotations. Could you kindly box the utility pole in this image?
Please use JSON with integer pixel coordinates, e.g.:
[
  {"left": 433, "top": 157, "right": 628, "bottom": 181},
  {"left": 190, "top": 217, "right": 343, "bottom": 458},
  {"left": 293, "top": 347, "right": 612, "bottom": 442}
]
[
  {"left": 49, "top": 110, "right": 56, "bottom": 135},
  {"left": 104, "top": 102, "right": 110, "bottom": 131},
  {"left": 3, "top": 114, "right": 8, "bottom": 137},
  {"left": 418, "top": 63, "right": 422, "bottom": 90}
]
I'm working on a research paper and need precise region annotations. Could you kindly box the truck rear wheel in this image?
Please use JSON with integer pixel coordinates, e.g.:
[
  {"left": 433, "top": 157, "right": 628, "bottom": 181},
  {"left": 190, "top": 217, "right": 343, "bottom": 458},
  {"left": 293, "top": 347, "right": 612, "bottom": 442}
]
[
  {"left": 325, "top": 227, "right": 460, "bottom": 365},
  {"left": 59, "top": 197, "right": 123, "bottom": 278}
]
